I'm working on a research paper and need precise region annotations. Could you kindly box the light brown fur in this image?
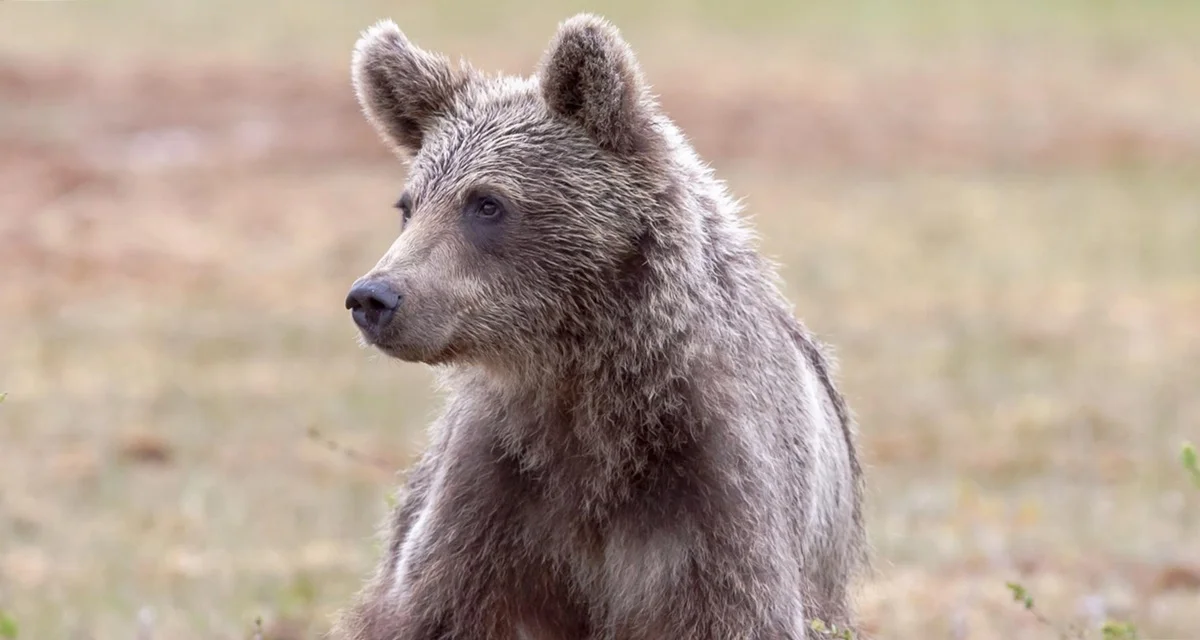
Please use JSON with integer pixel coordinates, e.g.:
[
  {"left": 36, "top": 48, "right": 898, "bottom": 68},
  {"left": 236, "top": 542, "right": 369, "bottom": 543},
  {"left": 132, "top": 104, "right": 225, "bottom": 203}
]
[{"left": 334, "top": 13, "right": 866, "bottom": 640}]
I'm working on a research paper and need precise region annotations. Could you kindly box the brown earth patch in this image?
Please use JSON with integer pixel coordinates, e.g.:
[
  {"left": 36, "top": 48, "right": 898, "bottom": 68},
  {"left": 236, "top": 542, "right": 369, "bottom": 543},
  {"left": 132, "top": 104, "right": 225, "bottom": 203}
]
[{"left": 3, "top": 54, "right": 1198, "bottom": 196}]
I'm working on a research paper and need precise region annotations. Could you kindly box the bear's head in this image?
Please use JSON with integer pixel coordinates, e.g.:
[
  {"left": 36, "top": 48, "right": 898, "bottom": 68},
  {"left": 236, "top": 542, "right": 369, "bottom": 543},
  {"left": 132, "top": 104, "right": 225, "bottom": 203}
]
[{"left": 345, "top": 14, "right": 679, "bottom": 367}]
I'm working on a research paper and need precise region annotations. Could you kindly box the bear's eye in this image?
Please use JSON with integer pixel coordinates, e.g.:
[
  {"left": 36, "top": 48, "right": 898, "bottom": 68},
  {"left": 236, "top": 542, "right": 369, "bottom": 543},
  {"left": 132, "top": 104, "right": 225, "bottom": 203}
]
[
  {"left": 478, "top": 197, "right": 501, "bottom": 219},
  {"left": 467, "top": 194, "right": 506, "bottom": 223},
  {"left": 395, "top": 192, "right": 414, "bottom": 223}
]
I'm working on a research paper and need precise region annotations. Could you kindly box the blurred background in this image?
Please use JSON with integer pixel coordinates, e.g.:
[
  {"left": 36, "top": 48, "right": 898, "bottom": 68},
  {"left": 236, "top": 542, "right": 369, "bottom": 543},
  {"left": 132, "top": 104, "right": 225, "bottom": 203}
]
[{"left": 1, "top": 1, "right": 1198, "bottom": 638}]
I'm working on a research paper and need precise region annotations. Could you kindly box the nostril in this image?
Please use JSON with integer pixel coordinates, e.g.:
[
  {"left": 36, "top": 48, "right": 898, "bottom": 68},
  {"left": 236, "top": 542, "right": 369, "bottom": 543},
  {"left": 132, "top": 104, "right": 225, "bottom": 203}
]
[{"left": 363, "top": 296, "right": 390, "bottom": 311}]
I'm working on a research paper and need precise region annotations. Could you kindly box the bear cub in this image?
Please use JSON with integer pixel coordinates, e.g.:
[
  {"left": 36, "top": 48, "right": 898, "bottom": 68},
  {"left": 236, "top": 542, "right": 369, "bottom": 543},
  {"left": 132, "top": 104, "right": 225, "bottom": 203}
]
[{"left": 336, "top": 13, "right": 866, "bottom": 640}]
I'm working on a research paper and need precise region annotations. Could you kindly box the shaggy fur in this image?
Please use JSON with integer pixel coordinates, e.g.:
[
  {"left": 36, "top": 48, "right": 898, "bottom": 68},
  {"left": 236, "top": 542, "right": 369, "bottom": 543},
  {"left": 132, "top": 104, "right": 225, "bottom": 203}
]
[{"left": 335, "top": 13, "right": 866, "bottom": 640}]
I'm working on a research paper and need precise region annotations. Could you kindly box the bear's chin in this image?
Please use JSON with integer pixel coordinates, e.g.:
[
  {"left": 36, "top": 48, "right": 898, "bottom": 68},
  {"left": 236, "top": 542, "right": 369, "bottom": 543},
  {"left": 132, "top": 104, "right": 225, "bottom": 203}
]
[{"left": 374, "top": 340, "right": 463, "bottom": 366}]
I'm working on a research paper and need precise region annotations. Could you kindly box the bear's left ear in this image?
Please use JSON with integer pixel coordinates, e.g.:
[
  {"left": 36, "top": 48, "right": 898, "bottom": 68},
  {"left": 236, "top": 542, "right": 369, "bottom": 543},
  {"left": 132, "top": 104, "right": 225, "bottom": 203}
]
[
  {"left": 352, "top": 20, "right": 465, "bottom": 158},
  {"left": 537, "top": 14, "right": 658, "bottom": 155}
]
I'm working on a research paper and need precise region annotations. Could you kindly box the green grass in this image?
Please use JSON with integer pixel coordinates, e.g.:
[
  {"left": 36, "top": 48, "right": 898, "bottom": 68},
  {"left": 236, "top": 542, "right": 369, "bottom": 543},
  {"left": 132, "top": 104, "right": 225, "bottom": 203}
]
[{"left": 2, "top": 0, "right": 1199, "bottom": 65}]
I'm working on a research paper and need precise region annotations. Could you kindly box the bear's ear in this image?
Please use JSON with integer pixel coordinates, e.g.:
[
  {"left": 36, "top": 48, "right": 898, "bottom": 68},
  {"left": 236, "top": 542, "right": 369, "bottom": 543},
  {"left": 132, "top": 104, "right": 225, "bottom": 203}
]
[
  {"left": 537, "top": 14, "right": 657, "bottom": 155},
  {"left": 352, "top": 20, "right": 464, "bottom": 157}
]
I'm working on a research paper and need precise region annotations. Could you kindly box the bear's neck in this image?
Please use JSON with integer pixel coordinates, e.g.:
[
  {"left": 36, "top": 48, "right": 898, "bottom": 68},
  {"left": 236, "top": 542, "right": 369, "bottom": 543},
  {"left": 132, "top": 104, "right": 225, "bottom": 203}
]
[
  {"left": 473, "top": 315, "right": 718, "bottom": 510},
  {"left": 471, "top": 202, "right": 758, "bottom": 502},
  {"left": 459, "top": 155, "right": 770, "bottom": 506}
]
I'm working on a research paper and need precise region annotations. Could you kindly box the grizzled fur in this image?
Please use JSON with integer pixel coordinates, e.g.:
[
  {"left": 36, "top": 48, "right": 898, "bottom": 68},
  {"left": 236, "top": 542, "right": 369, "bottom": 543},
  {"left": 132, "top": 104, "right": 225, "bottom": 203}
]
[{"left": 334, "top": 13, "right": 866, "bottom": 640}]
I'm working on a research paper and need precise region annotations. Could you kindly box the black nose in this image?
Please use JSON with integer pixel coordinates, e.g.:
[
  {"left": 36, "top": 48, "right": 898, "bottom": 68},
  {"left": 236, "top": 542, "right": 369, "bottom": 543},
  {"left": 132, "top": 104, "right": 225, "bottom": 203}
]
[{"left": 345, "top": 280, "right": 402, "bottom": 333}]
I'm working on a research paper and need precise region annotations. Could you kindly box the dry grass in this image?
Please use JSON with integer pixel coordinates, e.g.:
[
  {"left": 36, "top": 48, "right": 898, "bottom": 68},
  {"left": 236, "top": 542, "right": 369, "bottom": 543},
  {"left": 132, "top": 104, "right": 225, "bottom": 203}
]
[{"left": 1, "top": 1, "right": 1199, "bottom": 638}]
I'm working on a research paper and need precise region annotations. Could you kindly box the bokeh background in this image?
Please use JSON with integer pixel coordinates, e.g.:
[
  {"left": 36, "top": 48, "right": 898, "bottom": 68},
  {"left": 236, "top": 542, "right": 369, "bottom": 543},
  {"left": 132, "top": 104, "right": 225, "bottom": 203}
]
[{"left": 2, "top": 1, "right": 1198, "bottom": 638}]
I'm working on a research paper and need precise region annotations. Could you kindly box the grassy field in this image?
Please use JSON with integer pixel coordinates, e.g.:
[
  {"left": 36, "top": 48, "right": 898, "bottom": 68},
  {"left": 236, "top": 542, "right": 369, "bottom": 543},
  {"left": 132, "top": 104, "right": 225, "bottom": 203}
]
[{"left": 1, "top": 1, "right": 1199, "bottom": 638}]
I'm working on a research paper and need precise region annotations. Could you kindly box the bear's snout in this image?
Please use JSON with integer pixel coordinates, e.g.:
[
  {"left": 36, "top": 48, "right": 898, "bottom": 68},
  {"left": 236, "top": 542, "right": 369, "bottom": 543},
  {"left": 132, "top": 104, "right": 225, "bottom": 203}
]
[{"left": 345, "top": 279, "right": 402, "bottom": 336}]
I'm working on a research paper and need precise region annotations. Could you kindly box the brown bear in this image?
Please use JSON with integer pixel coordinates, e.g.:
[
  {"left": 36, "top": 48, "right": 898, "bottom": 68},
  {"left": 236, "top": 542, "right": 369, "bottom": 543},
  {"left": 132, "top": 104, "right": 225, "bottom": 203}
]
[{"left": 335, "top": 13, "right": 866, "bottom": 640}]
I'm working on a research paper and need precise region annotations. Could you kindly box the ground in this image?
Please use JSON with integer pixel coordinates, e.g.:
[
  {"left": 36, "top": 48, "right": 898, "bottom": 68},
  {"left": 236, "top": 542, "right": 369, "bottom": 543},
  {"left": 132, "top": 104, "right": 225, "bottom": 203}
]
[{"left": 0, "top": 1, "right": 1198, "bottom": 639}]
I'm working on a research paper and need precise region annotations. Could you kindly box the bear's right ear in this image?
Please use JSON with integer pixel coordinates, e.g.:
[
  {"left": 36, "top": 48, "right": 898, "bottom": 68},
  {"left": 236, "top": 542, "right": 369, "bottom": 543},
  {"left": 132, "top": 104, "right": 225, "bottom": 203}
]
[
  {"left": 538, "top": 14, "right": 657, "bottom": 155},
  {"left": 351, "top": 20, "right": 464, "bottom": 157}
]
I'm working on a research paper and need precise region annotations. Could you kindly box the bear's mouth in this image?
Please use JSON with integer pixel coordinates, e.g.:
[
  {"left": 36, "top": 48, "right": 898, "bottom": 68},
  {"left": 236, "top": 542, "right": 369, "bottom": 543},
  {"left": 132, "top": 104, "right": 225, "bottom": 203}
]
[
  {"left": 357, "top": 307, "right": 389, "bottom": 330},
  {"left": 363, "top": 312, "right": 468, "bottom": 365}
]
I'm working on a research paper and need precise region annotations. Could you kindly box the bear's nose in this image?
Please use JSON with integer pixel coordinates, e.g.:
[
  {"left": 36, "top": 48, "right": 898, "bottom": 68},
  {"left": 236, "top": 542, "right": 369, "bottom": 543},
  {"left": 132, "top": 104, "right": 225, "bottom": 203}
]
[{"left": 345, "top": 280, "right": 402, "bottom": 334}]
